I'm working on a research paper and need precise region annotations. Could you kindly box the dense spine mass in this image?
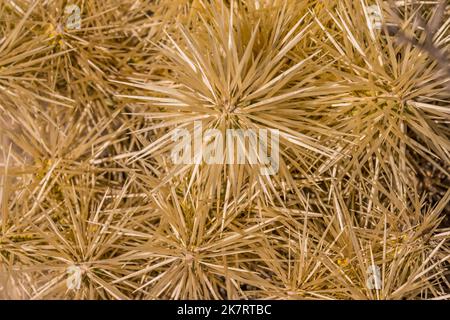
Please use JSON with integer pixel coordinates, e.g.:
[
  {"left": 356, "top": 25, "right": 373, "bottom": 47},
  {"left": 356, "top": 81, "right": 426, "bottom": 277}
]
[{"left": 0, "top": 0, "right": 449, "bottom": 300}]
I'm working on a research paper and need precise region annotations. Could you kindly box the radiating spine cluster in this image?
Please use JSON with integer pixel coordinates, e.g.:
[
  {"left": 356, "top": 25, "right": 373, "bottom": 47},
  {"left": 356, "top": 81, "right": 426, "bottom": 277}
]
[{"left": 0, "top": 0, "right": 449, "bottom": 299}]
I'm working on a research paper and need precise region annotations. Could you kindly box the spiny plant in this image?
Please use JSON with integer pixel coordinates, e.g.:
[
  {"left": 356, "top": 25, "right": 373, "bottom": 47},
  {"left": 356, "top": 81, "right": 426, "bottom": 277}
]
[
  {"left": 309, "top": 0, "right": 450, "bottom": 205},
  {"left": 113, "top": 0, "right": 346, "bottom": 209},
  {"left": 0, "top": 0, "right": 449, "bottom": 300}
]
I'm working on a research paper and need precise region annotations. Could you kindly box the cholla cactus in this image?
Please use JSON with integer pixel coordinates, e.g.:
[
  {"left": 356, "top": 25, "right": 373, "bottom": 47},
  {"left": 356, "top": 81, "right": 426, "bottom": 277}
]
[{"left": 0, "top": 0, "right": 449, "bottom": 300}]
